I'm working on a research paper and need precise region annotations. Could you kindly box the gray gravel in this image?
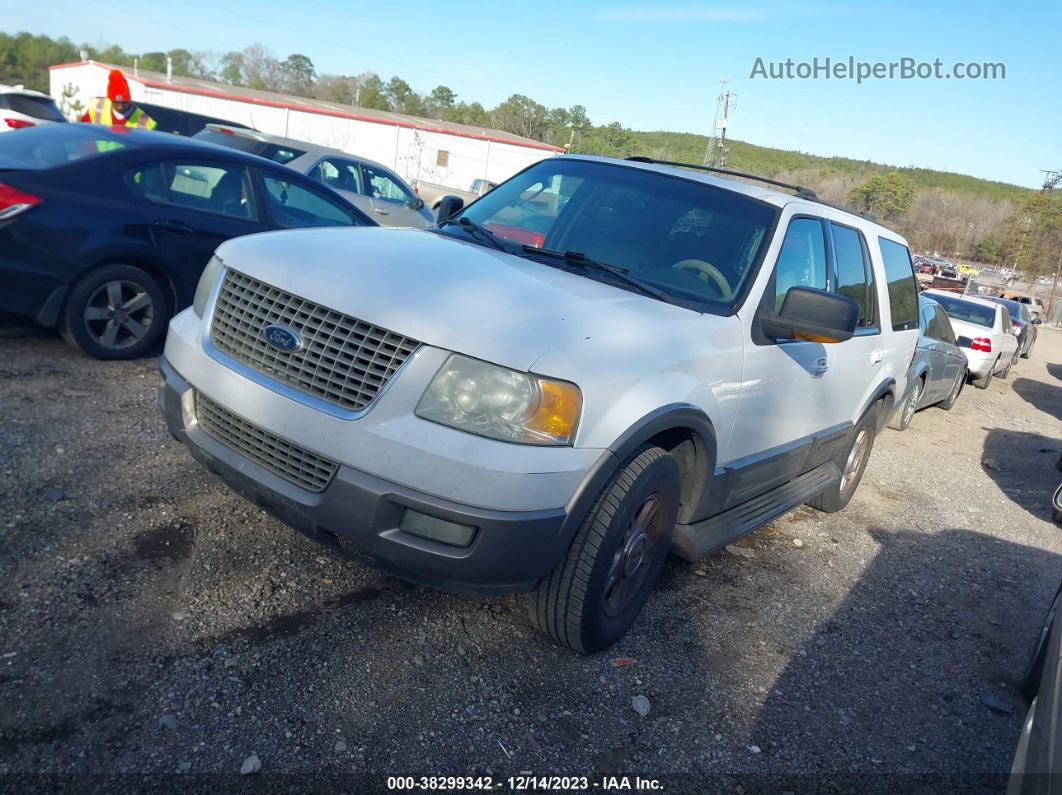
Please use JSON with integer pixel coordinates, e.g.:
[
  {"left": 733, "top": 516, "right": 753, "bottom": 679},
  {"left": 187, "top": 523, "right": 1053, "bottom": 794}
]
[{"left": 1, "top": 319, "right": 1060, "bottom": 791}]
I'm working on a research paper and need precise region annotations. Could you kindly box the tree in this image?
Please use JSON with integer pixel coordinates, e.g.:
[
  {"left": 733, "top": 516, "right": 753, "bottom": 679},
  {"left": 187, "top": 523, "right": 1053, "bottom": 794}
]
[
  {"left": 356, "top": 72, "right": 390, "bottom": 110},
  {"left": 280, "top": 53, "right": 316, "bottom": 96},
  {"left": 139, "top": 51, "right": 167, "bottom": 72},
  {"left": 219, "top": 51, "right": 245, "bottom": 85},
  {"left": 426, "top": 85, "right": 456, "bottom": 118},
  {"left": 444, "top": 101, "right": 489, "bottom": 126},
  {"left": 491, "top": 94, "right": 548, "bottom": 140},
  {"left": 849, "top": 172, "right": 917, "bottom": 222},
  {"left": 974, "top": 237, "right": 1006, "bottom": 264}
]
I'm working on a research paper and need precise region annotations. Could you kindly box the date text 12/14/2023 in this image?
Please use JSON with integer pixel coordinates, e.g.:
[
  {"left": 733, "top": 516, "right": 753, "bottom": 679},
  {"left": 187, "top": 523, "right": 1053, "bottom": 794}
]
[{"left": 386, "top": 775, "right": 664, "bottom": 791}]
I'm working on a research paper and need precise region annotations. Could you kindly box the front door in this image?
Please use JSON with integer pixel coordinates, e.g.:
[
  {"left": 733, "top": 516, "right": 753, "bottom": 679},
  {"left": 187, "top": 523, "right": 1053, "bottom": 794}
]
[{"left": 361, "top": 162, "right": 425, "bottom": 227}]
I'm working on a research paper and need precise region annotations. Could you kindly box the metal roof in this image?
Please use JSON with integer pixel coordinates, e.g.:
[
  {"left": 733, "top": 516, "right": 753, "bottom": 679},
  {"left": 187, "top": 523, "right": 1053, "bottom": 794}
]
[{"left": 48, "top": 61, "right": 565, "bottom": 153}]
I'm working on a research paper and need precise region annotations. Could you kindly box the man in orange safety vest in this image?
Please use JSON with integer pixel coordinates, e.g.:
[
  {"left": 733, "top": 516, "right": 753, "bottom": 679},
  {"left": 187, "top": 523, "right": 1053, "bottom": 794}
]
[{"left": 81, "top": 69, "right": 157, "bottom": 129}]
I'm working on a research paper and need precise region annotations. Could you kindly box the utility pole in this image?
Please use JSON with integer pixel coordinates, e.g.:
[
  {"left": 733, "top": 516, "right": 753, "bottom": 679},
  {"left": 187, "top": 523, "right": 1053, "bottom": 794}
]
[
  {"left": 1047, "top": 246, "right": 1062, "bottom": 326},
  {"left": 703, "top": 80, "right": 735, "bottom": 168}
]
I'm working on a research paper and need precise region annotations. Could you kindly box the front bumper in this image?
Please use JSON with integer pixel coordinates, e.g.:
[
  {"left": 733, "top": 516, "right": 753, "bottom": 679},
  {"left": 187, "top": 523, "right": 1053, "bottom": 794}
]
[{"left": 160, "top": 358, "right": 601, "bottom": 595}]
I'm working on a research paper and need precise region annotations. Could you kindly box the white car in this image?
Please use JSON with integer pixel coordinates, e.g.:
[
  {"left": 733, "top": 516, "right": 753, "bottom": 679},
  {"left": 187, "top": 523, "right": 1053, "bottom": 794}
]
[
  {"left": 0, "top": 85, "right": 66, "bottom": 132},
  {"left": 923, "top": 289, "right": 1020, "bottom": 389},
  {"left": 160, "top": 155, "right": 920, "bottom": 652}
]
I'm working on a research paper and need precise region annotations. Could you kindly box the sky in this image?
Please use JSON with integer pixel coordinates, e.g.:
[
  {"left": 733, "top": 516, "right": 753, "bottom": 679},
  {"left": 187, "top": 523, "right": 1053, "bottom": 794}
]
[{"left": 4, "top": 0, "right": 1058, "bottom": 188}]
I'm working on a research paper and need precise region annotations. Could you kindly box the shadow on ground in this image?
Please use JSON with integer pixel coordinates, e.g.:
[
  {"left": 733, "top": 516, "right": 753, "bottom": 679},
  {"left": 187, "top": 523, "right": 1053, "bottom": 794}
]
[{"left": 981, "top": 427, "right": 1062, "bottom": 521}]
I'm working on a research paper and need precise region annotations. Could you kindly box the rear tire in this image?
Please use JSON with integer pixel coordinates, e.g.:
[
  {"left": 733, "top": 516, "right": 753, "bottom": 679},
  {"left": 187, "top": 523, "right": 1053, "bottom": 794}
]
[
  {"left": 809, "top": 411, "right": 876, "bottom": 513},
  {"left": 972, "top": 361, "right": 995, "bottom": 390},
  {"left": 527, "top": 446, "right": 680, "bottom": 654},
  {"left": 939, "top": 368, "right": 966, "bottom": 411},
  {"left": 888, "top": 377, "right": 922, "bottom": 431},
  {"left": 999, "top": 351, "right": 1017, "bottom": 379},
  {"left": 60, "top": 264, "right": 168, "bottom": 360}
]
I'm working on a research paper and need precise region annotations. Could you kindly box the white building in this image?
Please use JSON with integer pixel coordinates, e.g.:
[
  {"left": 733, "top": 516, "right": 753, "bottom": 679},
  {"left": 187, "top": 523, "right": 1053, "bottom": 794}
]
[{"left": 48, "top": 60, "right": 563, "bottom": 189}]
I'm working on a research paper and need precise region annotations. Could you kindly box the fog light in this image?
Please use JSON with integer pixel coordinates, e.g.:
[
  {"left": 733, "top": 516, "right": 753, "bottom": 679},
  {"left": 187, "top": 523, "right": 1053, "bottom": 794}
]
[{"left": 399, "top": 509, "right": 476, "bottom": 548}]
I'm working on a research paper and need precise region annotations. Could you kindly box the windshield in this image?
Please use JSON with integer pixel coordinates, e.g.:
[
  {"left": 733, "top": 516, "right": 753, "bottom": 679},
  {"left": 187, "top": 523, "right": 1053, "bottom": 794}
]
[
  {"left": 0, "top": 123, "right": 131, "bottom": 168},
  {"left": 453, "top": 158, "right": 779, "bottom": 308},
  {"left": 930, "top": 293, "right": 996, "bottom": 327}
]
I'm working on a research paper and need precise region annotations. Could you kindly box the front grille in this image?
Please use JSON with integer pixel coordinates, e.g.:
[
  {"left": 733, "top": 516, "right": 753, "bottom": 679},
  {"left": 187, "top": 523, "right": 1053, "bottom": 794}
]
[
  {"left": 196, "top": 393, "right": 338, "bottom": 492},
  {"left": 210, "top": 269, "right": 420, "bottom": 412}
]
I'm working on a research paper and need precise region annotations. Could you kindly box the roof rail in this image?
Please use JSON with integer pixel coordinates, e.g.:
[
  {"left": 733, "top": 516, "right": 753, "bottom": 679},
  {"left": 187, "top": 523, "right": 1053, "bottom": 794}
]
[
  {"left": 625, "top": 156, "right": 818, "bottom": 199},
  {"left": 624, "top": 156, "right": 884, "bottom": 223}
]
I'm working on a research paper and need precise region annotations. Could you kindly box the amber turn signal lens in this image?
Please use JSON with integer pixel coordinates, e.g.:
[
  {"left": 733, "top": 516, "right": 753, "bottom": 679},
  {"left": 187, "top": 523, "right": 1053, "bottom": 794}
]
[{"left": 525, "top": 379, "right": 581, "bottom": 442}]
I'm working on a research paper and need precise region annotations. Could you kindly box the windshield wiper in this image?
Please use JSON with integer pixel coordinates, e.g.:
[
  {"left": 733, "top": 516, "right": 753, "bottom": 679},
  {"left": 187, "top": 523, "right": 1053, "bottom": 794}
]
[
  {"left": 439, "top": 215, "right": 509, "bottom": 252},
  {"left": 527, "top": 247, "right": 667, "bottom": 301}
]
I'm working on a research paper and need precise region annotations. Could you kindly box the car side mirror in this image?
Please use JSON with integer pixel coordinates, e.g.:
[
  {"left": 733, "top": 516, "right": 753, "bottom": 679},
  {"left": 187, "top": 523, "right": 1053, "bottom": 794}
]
[
  {"left": 763, "top": 287, "right": 858, "bottom": 343},
  {"left": 435, "top": 194, "right": 465, "bottom": 223},
  {"left": 409, "top": 197, "right": 425, "bottom": 211},
  {"left": 1032, "top": 317, "right": 1043, "bottom": 325}
]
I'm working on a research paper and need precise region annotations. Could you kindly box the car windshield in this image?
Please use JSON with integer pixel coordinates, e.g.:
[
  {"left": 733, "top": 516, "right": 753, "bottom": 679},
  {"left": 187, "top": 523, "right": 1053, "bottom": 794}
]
[
  {"left": 930, "top": 293, "right": 996, "bottom": 327},
  {"left": 451, "top": 158, "right": 779, "bottom": 309},
  {"left": 0, "top": 123, "right": 132, "bottom": 168}
]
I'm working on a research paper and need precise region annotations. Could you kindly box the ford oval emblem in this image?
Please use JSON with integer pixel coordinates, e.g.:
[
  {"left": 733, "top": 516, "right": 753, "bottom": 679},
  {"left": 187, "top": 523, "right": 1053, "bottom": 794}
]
[{"left": 262, "top": 324, "right": 302, "bottom": 353}]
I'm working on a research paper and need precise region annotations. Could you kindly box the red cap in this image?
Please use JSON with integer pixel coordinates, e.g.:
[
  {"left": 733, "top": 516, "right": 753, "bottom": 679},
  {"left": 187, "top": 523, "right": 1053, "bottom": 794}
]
[{"left": 107, "top": 70, "right": 130, "bottom": 103}]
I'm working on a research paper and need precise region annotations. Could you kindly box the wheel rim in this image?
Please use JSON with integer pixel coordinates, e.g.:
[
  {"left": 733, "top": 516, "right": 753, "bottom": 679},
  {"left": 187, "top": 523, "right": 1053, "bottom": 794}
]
[
  {"left": 83, "top": 280, "right": 155, "bottom": 350},
  {"left": 840, "top": 428, "right": 870, "bottom": 494},
  {"left": 603, "top": 494, "right": 662, "bottom": 617},
  {"left": 903, "top": 381, "right": 921, "bottom": 426}
]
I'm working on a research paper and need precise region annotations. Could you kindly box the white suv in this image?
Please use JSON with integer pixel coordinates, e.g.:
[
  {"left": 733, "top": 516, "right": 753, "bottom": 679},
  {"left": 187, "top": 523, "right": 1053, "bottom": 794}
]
[
  {"left": 160, "top": 155, "right": 920, "bottom": 652},
  {"left": 0, "top": 85, "right": 66, "bottom": 131}
]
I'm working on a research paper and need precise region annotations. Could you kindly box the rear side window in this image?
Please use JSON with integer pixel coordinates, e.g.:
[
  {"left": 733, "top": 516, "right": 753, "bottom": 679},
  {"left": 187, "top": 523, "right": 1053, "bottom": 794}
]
[
  {"left": 830, "top": 222, "right": 877, "bottom": 328},
  {"left": 774, "top": 218, "right": 827, "bottom": 310},
  {"left": 129, "top": 161, "right": 255, "bottom": 220},
  {"left": 877, "top": 238, "right": 918, "bottom": 331},
  {"left": 0, "top": 93, "right": 65, "bottom": 121},
  {"left": 934, "top": 307, "right": 956, "bottom": 344}
]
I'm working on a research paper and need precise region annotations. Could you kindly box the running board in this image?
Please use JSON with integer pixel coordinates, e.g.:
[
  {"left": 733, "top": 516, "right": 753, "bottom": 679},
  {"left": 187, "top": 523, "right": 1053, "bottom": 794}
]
[{"left": 671, "top": 462, "right": 841, "bottom": 562}]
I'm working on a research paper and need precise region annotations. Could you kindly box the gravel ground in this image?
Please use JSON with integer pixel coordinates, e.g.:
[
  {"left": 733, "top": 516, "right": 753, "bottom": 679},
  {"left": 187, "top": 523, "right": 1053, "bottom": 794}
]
[{"left": 1, "top": 318, "right": 1060, "bottom": 792}]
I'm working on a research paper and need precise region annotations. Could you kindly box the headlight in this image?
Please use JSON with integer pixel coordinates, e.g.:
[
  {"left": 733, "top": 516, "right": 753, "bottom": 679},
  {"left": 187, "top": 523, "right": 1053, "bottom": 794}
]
[
  {"left": 192, "top": 255, "right": 224, "bottom": 317},
  {"left": 416, "top": 354, "right": 581, "bottom": 445}
]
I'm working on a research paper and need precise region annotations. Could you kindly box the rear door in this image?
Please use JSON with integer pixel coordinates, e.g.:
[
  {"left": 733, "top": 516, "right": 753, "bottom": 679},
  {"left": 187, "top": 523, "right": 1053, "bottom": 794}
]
[
  {"left": 128, "top": 159, "right": 267, "bottom": 307},
  {"left": 921, "top": 303, "right": 959, "bottom": 400},
  {"left": 256, "top": 168, "right": 371, "bottom": 229}
]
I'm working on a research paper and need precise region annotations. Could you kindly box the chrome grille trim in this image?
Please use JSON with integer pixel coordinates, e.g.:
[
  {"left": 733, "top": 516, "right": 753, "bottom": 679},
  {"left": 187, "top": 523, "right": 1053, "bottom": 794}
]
[
  {"left": 196, "top": 393, "right": 338, "bottom": 492},
  {"left": 209, "top": 270, "right": 420, "bottom": 413}
]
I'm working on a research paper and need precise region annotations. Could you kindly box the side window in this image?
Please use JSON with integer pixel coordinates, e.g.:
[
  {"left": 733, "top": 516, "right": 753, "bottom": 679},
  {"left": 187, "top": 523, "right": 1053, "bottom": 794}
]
[
  {"left": 363, "top": 164, "right": 414, "bottom": 206},
  {"left": 924, "top": 305, "right": 947, "bottom": 340},
  {"left": 773, "top": 218, "right": 828, "bottom": 311},
  {"left": 314, "top": 158, "right": 364, "bottom": 194},
  {"left": 261, "top": 174, "right": 358, "bottom": 229},
  {"left": 830, "top": 222, "right": 877, "bottom": 328},
  {"left": 131, "top": 162, "right": 254, "bottom": 220},
  {"left": 918, "top": 304, "right": 933, "bottom": 334},
  {"left": 877, "top": 237, "right": 919, "bottom": 331},
  {"left": 934, "top": 307, "right": 956, "bottom": 344}
]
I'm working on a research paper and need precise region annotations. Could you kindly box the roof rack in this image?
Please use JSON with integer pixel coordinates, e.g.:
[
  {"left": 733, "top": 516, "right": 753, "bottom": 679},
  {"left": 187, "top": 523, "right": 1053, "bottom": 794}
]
[{"left": 624, "top": 156, "right": 881, "bottom": 223}]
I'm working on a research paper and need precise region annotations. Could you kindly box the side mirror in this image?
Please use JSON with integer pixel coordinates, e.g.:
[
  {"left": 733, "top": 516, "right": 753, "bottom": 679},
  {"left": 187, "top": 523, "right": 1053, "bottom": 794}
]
[
  {"left": 763, "top": 287, "right": 858, "bottom": 343},
  {"left": 435, "top": 194, "right": 465, "bottom": 223},
  {"left": 408, "top": 196, "right": 425, "bottom": 211},
  {"left": 1032, "top": 317, "right": 1043, "bottom": 325}
]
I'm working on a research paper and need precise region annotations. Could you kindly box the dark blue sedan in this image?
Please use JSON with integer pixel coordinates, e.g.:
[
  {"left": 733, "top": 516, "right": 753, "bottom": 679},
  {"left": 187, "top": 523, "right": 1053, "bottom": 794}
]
[
  {"left": 889, "top": 295, "right": 969, "bottom": 431},
  {"left": 0, "top": 124, "right": 375, "bottom": 359}
]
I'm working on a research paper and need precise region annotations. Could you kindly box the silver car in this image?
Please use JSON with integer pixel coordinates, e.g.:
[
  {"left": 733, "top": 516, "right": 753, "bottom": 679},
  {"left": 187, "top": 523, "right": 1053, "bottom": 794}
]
[{"left": 194, "top": 125, "right": 435, "bottom": 228}]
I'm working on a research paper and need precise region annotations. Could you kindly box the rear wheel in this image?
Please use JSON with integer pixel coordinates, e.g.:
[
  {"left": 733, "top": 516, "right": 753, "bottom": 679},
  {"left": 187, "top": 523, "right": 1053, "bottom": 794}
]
[
  {"left": 527, "top": 446, "right": 680, "bottom": 654},
  {"left": 889, "top": 377, "right": 923, "bottom": 431},
  {"left": 939, "top": 368, "right": 966, "bottom": 411},
  {"left": 809, "top": 412, "right": 876, "bottom": 513},
  {"left": 972, "top": 360, "right": 996, "bottom": 390},
  {"left": 999, "top": 351, "right": 1017, "bottom": 379},
  {"left": 61, "top": 264, "right": 168, "bottom": 360}
]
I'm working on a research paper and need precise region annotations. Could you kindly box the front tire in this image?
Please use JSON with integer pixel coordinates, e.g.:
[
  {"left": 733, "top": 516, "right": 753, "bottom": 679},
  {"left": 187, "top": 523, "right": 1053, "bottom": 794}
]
[
  {"left": 809, "top": 412, "right": 876, "bottom": 513},
  {"left": 527, "top": 446, "right": 680, "bottom": 654},
  {"left": 889, "top": 377, "right": 922, "bottom": 431},
  {"left": 60, "top": 264, "right": 168, "bottom": 360}
]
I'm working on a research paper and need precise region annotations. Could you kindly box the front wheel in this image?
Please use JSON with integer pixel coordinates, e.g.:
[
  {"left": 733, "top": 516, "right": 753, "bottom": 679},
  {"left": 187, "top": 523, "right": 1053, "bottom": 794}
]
[
  {"left": 808, "top": 412, "right": 876, "bottom": 513},
  {"left": 527, "top": 446, "right": 680, "bottom": 654},
  {"left": 60, "top": 264, "right": 168, "bottom": 360}
]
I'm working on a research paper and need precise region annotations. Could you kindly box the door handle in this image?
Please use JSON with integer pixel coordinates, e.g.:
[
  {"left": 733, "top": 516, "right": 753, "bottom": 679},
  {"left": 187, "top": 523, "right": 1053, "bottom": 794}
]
[
  {"left": 811, "top": 356, "right": 829, "bottom": 376},
  {"left": 870, "top": 350, "right": 885, "bottom": 366},
  {"left": 153, "top": 219, "right": 194, "bottom": 235}
]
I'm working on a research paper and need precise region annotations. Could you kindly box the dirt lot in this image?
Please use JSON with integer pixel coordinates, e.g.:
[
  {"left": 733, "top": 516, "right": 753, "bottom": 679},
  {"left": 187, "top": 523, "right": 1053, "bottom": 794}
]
[{"left": 1, "top": 318, "right": 1060, "bottom": 791}]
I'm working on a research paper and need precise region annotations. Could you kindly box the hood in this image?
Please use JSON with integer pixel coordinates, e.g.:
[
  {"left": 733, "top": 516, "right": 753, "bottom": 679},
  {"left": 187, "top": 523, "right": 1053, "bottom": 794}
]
[{"left": 215, "top": 226, "right": 699, "bottom": 372}]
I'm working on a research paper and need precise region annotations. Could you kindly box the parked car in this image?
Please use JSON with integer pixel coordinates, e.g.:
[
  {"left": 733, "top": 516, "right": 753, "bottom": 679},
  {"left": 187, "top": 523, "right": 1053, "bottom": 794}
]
[
  {"left": 1002, "top": 291, "right": 1046, "bottom": 324},
  {"left": 160, "top": 153, "right": 921, "bottom": 653},
  {"left": 1009, "top": 581, "right": 1061, "bottom": 793},
  {"left": 411, "top": 177, "right": 497, "bottom": 211},
  {"left": 193, "top": 125, "right": 434, "bottom": 228},
  {"left": 923, "top": 289, "right": 1020, "bottom": 389},
  {"left": 889, "top": 296, "right": 968, "bottom": 431},
  {"left": 0, "top": 84, "right": 66, "bottom": 131},
  {"left": 0, "top": 123, "right": 374, "bottom": 359},
  {"left": 989, "top": 296, "right": 1038, "bottom": 359}
]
